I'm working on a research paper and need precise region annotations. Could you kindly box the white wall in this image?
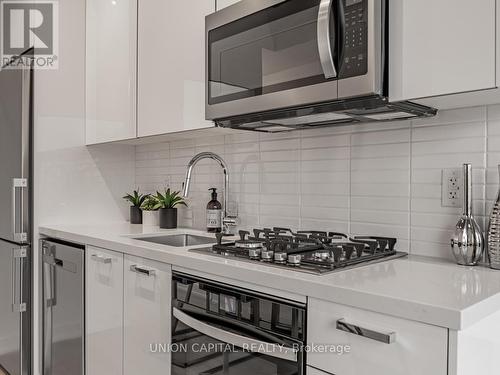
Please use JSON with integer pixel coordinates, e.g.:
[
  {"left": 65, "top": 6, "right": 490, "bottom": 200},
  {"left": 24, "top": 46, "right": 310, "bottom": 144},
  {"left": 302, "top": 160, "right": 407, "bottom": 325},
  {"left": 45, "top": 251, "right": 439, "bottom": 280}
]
[
  {"left": 32, "top": 0, "right": 135, "bottom": 373},
  {"left": 135, "top": 105, "right": 499, "bottom": 260}
]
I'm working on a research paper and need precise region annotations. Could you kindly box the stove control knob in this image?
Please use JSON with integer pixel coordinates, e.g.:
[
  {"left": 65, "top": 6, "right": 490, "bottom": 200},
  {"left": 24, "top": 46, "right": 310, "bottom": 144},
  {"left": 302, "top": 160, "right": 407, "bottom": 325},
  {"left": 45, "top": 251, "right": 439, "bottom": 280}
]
[
  {"left": 261, "top": 250, "right": 274, "bottom": 262},
  {"left": 248, "top": 248, "right": 261, "bottom": 259},
  {"left": 287, "top": 254, "right": 302, "bottom": 266},
  {"left": 274, "top": 252, "right": 287, "bottom": 263}
]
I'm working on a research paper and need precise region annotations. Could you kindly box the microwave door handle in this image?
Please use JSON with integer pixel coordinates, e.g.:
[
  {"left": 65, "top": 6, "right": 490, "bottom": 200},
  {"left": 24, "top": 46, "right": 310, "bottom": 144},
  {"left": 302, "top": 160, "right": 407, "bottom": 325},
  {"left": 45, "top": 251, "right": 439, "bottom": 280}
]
[
  {"left": 173, "top": 307, "right": 298, "bottom": 362},
  {"left": 317, "top": 0, "right": 337, "bottom": 78}
]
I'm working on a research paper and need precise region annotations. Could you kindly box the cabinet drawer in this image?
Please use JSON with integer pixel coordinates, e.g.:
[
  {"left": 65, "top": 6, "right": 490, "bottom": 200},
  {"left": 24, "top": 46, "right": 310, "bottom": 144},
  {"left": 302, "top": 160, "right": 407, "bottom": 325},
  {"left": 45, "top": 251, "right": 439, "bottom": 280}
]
[
  {"left": 123, "top": 255, "right": 172, "bottom": 375},
  {"left": 86, "top": 246, "right": 124, "bottom": 375},
  {"left": 307, "top": 298, "right": 448, "bottom": 375}
]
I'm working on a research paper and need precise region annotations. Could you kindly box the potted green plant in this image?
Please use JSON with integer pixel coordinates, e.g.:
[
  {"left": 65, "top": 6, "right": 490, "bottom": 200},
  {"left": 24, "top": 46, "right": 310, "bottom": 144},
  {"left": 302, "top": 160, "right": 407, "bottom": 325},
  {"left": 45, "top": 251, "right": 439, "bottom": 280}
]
[
  {"left": 154, "top": 189, "right": 187, "bottom": 229},
  {"left": 123, "top": 190, "right": 147, "bottom": 224},
  {"left": 141, "top": 195, "right": 160, "bottom": 227}
]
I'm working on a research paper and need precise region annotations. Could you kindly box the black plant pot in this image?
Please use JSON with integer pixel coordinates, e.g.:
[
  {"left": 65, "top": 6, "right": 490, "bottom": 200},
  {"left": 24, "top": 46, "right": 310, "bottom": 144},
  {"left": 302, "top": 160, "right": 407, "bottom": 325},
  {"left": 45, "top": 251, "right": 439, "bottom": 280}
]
[
  {"left": 159, "top": 208, "right": 177, "bottom": 229},
  {"left": 130, "top": 206, "right": 142, "bottom": 224}
]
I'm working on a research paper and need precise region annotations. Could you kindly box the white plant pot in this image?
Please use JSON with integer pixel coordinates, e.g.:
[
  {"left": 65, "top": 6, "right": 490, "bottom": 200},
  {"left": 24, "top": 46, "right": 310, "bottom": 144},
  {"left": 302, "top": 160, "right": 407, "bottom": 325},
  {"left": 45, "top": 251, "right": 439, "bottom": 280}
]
[{"left": 142, "top": 210, "right": 159, "bottom": 227}]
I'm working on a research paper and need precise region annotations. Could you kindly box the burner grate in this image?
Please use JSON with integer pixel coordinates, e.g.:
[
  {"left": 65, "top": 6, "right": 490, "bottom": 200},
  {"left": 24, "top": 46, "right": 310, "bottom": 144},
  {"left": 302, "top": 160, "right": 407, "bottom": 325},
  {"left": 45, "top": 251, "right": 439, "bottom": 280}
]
[{"left": 202, "top": 228, "right": 406, "bottom": 274}]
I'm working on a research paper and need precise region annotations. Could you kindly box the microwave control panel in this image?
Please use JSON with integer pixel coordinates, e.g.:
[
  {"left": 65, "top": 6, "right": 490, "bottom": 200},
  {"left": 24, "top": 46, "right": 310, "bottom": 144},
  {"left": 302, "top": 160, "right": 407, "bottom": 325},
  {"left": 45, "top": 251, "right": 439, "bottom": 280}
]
[{"left": 339, "top": 0, "right": 368, "bottom": 78}]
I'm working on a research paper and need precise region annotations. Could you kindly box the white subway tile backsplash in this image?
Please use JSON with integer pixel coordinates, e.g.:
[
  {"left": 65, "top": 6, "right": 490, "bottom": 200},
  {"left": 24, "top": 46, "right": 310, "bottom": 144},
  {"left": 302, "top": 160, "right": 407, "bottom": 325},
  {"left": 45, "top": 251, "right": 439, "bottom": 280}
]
[
  {"left": 488, "top": 120, "right": 500, "bottom": 135},
  {"left": 412, "top": 122, "right": 485, "bottom": 142},
  {"left": 412, "top": 153, "right": 485, "bottom": 169},
  {"left": 301, "top": 134, "right": 350, "bottom": 149},
  {"left": 134, "top": 105, "right": 500, "bottom": 260},
  {"left": 302, "top": 194, "right": 349, "bottom": 208},
  {"left": 351, "top": 128, "right": 410, "bottom": 145},
  {"left": 351, "top": 196, "right": 409, "bottom": 212},
  {"left": 412, "top": 137, "right": 485, "bottom": 155},
  {"left": 351, "top": 183, "right": 409, "bottom": 198},
  {"left": 301, "top": 206, "right": 349, "bottom": 221},
  {"left": 260, "top": 138, "right": 300, "bottom": 151},
  {"left": 301, "top": 147, "right": 350, "bottom": 161},
  {"left": 350, "top": 156, "right": 409, "bottom": 171},
  {"left": 351, "top": 143, "right": 409, "bottom": 158}
]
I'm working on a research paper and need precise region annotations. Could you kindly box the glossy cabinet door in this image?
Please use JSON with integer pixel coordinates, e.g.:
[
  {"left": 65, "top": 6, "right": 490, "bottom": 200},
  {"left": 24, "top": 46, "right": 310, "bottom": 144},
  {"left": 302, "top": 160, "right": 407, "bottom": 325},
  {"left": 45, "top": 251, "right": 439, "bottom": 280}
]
[
  {"left": 307, "top": 298, "right": 448, "bottom": 375},
  {"left": 137, "top": 0, "right": 215, "bottom": 137},
  {"left": 85, "top": 247, "right": 124, "bottom": 375},
  {"left": 389, "top": 0, "right": 496, "bottom": 101},
  {"left": 86, "top": 0, "right": 137, "bottom": 144},
  {"left": 216, "top": 0, "right": 240, "bottom": 10},
  {"left": 123, "top": 255, "right": 172, "bottom": 375}
]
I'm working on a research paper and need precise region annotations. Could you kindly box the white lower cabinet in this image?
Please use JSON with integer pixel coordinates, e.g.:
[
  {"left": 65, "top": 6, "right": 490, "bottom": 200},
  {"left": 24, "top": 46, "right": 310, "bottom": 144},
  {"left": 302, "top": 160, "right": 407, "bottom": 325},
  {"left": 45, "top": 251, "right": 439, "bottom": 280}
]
[
  {"left": 123, "top": 255, "right": 172, "bottom": 375},
  {"left": 86, "top": 246, "right": 124, "bottom": 375},
  {"left": 307, "top": 298, "right": 448, "bottom": 375}
]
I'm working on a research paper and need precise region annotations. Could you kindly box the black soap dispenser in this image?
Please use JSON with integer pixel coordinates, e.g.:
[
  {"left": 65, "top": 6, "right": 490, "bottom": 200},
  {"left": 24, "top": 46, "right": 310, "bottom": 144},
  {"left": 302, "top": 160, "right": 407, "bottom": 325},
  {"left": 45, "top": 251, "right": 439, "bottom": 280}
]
[{"left": 207, "top": 188, "right": 222, "bottom": 233}]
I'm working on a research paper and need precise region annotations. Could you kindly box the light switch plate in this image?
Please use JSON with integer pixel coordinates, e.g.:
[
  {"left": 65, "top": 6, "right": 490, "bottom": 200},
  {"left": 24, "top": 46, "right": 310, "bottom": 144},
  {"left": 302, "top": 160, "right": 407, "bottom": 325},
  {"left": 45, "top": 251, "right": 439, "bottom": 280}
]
[{"left": 442, "top": 168, "right": 463, "bottom": 207}]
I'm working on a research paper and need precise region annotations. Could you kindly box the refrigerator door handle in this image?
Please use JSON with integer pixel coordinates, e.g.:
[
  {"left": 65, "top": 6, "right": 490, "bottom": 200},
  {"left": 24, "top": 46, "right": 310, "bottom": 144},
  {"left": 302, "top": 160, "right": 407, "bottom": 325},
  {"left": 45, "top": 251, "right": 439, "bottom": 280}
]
[
  {"left": 11, "top": 247, "right": 27, "bottom": 313},
  {"left": 12, "top": 178, "right": 28, "bottom": 243}
]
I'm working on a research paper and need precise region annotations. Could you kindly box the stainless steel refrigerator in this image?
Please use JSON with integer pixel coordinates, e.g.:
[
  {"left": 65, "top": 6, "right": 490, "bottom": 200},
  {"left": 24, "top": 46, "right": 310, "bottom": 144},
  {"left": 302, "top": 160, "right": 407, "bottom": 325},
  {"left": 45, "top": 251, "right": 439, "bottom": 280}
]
[{"left": 0, "top": 52, "right": 33, "bottom": 375}]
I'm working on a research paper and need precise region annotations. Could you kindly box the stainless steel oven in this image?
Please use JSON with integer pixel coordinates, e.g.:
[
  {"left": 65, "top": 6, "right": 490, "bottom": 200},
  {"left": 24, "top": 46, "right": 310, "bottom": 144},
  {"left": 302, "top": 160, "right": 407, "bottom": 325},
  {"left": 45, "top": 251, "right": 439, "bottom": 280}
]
[
  {"left": 172, "top": 273, "right": 306, "bottom": 375},
  {"left": 206, "top": 0, "right": 436, "bottom": 132}
]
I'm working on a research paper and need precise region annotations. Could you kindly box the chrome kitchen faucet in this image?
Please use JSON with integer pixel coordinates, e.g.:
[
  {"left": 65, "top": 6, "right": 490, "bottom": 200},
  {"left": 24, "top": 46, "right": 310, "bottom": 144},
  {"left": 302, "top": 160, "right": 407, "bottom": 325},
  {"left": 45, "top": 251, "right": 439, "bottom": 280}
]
[{"left": 182, "top": 152, "right": 238, "bottom": 234}]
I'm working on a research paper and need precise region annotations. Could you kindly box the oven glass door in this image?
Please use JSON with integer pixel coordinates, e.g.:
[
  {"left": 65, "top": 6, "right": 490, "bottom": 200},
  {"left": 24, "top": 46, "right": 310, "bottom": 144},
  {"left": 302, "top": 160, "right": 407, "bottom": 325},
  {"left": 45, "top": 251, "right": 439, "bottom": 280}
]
[
  {"left": 172, "top": 276, "right": 305, "bottom": 375},
  {"left": 208, "top": 0, "right": 338, "bottom": 106}
]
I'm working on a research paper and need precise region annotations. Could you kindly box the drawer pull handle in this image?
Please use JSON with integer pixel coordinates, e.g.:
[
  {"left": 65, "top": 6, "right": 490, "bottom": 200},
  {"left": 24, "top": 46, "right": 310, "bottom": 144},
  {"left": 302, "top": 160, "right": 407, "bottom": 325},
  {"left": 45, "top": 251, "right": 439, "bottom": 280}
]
[
  {"left": 336, "top": 319, "right": 396, "bottom": 344},
  {"left": 130, "top": 265, "right": 156, "bottom": 277},
  {"left": 91, "top": 254, "right": 112, "bottom": 264}
]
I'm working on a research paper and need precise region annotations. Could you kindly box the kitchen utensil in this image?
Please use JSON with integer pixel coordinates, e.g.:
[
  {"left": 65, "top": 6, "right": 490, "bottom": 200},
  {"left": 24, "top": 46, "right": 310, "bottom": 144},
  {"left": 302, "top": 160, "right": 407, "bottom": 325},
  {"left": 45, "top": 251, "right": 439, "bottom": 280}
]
[
  {"left": 451, "top": 164, "right": 484, "bottom": 266},
  {"left": 488, "top": 165, "right": 500, "bottom": 269}
]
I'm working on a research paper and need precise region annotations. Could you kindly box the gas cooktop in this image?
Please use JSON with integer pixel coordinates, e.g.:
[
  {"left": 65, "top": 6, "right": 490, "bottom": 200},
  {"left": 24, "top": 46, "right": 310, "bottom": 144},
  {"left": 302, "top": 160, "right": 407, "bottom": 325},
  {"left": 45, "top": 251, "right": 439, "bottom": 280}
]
[{"left": 189, "top": 228, "right": 407, "bottom": 275}]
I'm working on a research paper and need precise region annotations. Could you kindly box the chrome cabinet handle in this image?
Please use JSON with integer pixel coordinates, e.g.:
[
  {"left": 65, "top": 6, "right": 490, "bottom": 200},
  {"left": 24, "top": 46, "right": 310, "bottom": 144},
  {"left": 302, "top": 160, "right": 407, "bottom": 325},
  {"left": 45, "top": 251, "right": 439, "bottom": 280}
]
[
  {"left": 44, "top": 264, "right": 54, "bottom": 375},
  {"left": 91, "top": 254, "right": 112, "bottom": 264},
  {"left": 130, "top": 265, "right": 156, "bottom": 277},
  {"left": 336, "top": 318, "right": 396, "bottom": 344},
  {"left": 42, "top": 245, "right": 57, "bottom": 307},
  {"left": 317, "top": 0, "right": 337, "bottom": 78},
  {"left": 12, "top": 178, "right": 27, "bottom": 242},
  {"left": 173, "top": 307, "right": 298, "bottom": 362}
]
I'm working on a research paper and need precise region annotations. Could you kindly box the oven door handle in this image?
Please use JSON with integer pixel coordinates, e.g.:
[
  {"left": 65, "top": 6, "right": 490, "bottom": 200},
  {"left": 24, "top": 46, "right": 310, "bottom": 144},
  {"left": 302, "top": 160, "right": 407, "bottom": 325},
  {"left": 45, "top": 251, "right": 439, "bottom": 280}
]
[
  {"left": 317, "top": 0, "right": 337, "bottom": 78},
  {"left": 173, "top": 307, "right": 298, "bottom": 362}
]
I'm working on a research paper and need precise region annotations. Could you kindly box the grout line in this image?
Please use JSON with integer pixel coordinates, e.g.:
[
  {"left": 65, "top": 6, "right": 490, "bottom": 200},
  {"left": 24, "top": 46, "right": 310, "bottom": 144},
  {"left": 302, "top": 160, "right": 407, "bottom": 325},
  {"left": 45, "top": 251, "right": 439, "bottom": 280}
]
[
  {"left": 348, "top": 129, "right": 352, "bottom": 235},
  {"left": 484, "top": 107, "right": 489, "bottom": 231},
  {"left": 257, "top": 133, "right": 262, "bottom": 228},
  {"left": 409, "top": 121, "right": 413, "bottom": 254},
  {"left": 298, "top": 131, "right": 303, "bottom": 230}
]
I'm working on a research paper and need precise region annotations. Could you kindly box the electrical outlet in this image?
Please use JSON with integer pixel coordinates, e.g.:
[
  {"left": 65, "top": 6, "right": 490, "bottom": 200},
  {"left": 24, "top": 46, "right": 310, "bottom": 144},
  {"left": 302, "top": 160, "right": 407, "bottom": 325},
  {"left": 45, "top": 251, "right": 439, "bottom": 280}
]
[{"left": 442, "top": 168, "right": 463, "bottom": 207}]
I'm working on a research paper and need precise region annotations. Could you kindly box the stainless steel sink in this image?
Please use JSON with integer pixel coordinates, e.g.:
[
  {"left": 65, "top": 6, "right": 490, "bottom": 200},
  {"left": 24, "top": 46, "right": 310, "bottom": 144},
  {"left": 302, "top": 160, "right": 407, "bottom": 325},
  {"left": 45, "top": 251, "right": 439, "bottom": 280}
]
[{"left": 133, "top": 234, "right": 217, "bottom": 247}]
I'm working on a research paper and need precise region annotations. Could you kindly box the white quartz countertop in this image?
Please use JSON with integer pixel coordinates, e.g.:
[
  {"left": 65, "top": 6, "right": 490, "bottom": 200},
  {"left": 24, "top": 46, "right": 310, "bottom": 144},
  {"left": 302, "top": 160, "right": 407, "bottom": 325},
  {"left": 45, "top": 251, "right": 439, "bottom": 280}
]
[{"left": 39, "top": 223, "right": 500, "bottom": 331}]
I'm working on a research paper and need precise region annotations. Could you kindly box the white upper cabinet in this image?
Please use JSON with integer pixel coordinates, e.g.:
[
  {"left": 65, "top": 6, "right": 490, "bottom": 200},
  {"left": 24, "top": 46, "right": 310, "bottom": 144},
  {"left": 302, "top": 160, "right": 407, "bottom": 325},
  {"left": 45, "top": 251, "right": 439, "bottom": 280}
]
[
  {"left": 137, "top": 0, "right": 215, "bottom": 137},
  {"left": 86, "top": 0, "right": 137, "bottom": 145},
  {"left": 216, "top": 0, "right": 240, "bottom": 11},
  {"left": 389, "top": 0, "right": 496, "bottom": 102}
]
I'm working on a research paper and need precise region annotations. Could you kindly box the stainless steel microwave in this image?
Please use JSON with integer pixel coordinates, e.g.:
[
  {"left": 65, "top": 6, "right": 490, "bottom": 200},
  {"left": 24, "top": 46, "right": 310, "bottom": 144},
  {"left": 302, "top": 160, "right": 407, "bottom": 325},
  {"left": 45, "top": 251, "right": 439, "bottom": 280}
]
[{"left": 205, "top": 0, "right": 436, "bottom": 132}]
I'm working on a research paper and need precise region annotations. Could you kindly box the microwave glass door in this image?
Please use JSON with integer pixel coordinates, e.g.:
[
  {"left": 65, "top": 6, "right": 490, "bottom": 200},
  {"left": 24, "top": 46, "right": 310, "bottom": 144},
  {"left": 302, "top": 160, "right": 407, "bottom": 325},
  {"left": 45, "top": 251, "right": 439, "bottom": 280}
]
[{"left": 208, "top": 0, "right": 337, "bottom": 105}]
